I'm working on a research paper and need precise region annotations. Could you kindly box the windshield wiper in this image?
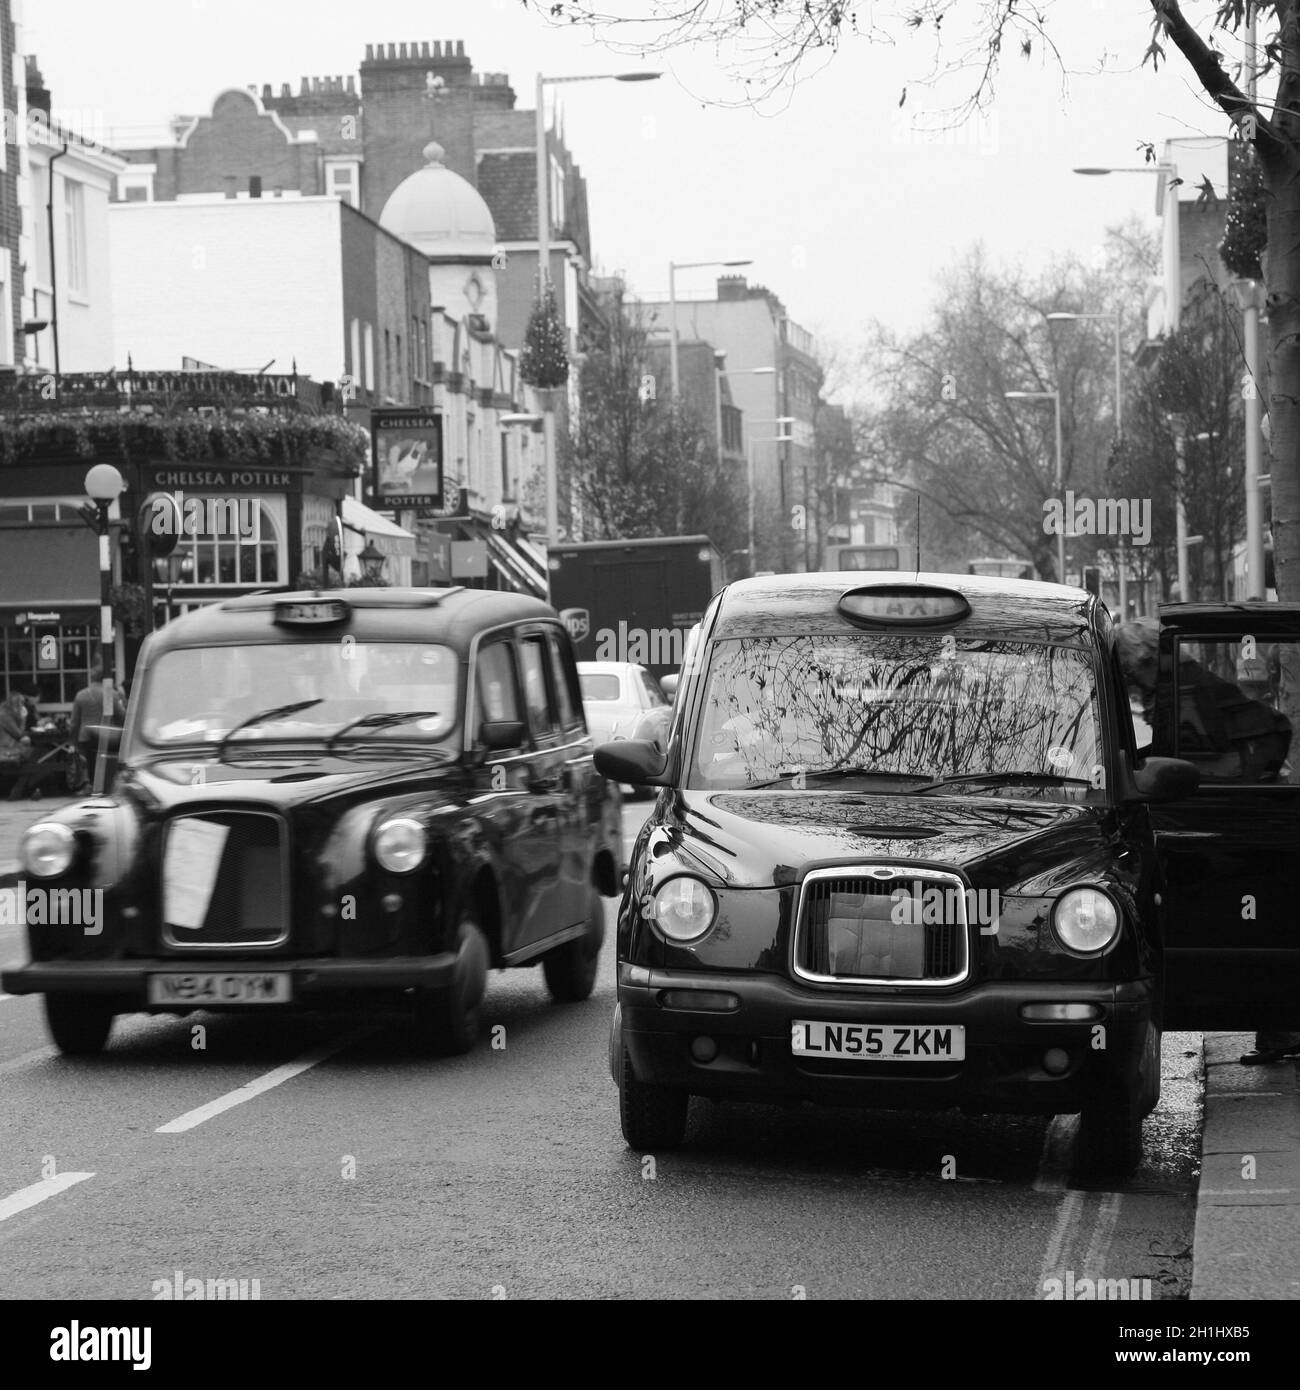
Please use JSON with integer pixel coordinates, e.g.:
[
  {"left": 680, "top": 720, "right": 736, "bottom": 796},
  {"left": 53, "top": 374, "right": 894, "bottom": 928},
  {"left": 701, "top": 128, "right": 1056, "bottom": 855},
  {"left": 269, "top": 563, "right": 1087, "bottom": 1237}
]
[
  {"left": 216, "top": 699, "right": 323, "bottom": 761},
  {"left": 912, "top": 770, "right": 1092, "bottom": 795},
  {"left": 325, "top": 711, "right": 441, "bottom": 751},
  {"left": 747, "top": 767, "right": 936, "bottom": 790}
]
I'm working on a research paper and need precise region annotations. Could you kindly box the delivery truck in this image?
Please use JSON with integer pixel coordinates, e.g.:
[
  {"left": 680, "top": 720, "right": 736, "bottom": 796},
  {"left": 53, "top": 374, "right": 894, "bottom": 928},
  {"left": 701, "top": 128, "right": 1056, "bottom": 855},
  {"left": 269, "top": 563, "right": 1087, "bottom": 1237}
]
[{"left": 548, "top": 536, "right": 725, "bottom": 680}]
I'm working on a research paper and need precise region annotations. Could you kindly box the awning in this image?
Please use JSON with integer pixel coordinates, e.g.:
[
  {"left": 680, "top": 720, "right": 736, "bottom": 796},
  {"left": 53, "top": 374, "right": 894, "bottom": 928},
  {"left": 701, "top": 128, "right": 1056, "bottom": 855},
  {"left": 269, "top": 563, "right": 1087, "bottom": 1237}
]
[
  {"left": 485, "top": 529, "right": 547, "bottom": 598},
  {"left": 342, "top": 496, "right": 417, "bottom": 559}
]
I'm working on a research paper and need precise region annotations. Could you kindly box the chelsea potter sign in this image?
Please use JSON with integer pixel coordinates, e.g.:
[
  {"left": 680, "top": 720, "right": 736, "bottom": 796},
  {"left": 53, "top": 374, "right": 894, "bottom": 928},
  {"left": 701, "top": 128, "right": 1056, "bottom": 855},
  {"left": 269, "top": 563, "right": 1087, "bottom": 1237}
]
[{"left": 371, "top": 409, "right": 444, "bottom": 509}]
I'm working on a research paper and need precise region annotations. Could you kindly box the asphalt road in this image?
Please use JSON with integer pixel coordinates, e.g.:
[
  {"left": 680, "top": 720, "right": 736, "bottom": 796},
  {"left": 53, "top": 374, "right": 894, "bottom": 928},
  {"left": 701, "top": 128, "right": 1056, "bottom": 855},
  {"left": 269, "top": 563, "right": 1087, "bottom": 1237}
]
[{"left": 0, "top": 801, "right": 1202, "bottom": 1300}]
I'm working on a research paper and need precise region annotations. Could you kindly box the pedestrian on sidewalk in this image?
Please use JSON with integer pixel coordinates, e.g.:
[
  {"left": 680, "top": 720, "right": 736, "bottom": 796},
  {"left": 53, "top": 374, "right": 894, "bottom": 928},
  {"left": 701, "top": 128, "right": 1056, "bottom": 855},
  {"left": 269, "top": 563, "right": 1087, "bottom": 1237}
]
[
  {"left": 69, "top": 661, "right": 126, "bottom": 792},
  {"left": 0, "top": 687, "right": 38, "bottom": 800}
]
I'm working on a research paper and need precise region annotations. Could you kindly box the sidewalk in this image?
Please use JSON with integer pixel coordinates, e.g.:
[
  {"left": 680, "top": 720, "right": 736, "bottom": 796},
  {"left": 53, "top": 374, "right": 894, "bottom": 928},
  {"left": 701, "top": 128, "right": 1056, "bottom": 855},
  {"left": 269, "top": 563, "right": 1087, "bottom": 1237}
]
[
  {"left": 0, "top": 795, "right": 83, "bottom": 881},
  {"left": 1192, "top": 1033, "right": 1300, "bottom": 1300}
]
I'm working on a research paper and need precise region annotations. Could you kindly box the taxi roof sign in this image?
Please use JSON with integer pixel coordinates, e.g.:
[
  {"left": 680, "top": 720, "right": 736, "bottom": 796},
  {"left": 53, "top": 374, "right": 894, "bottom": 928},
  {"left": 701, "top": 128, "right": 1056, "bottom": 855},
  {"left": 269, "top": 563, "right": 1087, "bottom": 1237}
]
[
  {"left": 838, "top": 585, "right": 971, "bottom": 627},
  {"left": 274, "top": 599, "right": 350, "bottom": 627}
]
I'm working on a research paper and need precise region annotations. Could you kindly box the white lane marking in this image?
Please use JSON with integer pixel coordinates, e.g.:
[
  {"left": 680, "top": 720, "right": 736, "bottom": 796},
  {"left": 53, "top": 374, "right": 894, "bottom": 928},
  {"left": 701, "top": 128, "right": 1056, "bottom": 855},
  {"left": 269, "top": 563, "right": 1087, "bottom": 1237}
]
[
  {"left": 1036, "top": 1187, "right": 1086, "bottom": 1297},
  {"left": 1081, "top": 1191, "right": 1123, "bottom": 1279},
  {"left": 0, "top": 1171, "right": 94, "bottom": 1223},
  {"left": 0, "top": 1045, "right": 56, "bottom": 1076},
  {"left": 1033, "top": 1113, "right": 1077, "bottom": 1192},
  {"left": 155, "top": 1030, "right": 370, "bottom": 1134}
]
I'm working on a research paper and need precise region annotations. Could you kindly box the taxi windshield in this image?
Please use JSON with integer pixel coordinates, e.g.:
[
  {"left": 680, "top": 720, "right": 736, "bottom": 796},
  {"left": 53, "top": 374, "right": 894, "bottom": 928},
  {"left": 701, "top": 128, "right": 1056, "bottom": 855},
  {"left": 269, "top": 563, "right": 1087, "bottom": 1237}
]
[
  {"left": 137, "top": 642, "right": 460, "bottom": 748},
  {"left": 690, "top": 633, "right": 1102, "bottom": 796}
]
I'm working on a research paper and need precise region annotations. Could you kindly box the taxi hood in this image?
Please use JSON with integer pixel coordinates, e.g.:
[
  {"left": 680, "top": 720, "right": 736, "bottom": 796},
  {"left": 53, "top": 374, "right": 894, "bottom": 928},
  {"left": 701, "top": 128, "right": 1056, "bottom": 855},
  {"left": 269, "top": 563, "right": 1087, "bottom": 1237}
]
[{"left": 667, "top": 789, "right": 1102, "bottom": 890}]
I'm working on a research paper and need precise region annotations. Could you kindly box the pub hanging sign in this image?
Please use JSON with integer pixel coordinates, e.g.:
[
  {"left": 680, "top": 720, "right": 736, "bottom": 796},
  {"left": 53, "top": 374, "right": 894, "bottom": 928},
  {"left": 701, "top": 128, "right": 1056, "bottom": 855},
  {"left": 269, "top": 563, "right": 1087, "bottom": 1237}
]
[{"left": 370, "top": 409, "right": 444, "bottom": 510}]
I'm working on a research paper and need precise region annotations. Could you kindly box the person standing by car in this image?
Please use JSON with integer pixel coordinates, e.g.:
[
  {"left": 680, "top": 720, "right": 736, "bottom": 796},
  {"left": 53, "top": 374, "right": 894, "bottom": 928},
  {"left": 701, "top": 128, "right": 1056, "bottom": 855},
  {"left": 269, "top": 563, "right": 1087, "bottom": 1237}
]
[
  {"left": 0, "top": 688, "right": 38, "bottom": 800},
  {"left": 69, "top": 661, "right": 126, "bottom": 790}
]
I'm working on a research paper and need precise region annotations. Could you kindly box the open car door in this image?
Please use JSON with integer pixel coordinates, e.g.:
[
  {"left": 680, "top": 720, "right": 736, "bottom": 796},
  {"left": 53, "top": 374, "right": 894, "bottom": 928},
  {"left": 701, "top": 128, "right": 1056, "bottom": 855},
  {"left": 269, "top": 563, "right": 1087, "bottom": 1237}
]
[{"left": 1149, "top": 602, "right": 1300, "bottom": 1030}]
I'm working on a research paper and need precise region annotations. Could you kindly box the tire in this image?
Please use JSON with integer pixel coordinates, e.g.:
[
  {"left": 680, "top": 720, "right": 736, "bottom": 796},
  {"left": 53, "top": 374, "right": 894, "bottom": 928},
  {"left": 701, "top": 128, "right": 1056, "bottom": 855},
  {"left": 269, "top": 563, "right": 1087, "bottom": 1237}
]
[
  {"left": 410, "top": 911, "right": 489, "bottom": 1056},
  {"left": 1076, "top": 1088, "right": 1144, "bottom": 1180},
  {"left": 44, "top": 994, "right": 114, "bottom": 1057},
  {"left": 543, "top": 889, "right": 605, "bottom": 1003},
  {"left": 619, "top": 1045, "right": 688, "bottom": 1150}
]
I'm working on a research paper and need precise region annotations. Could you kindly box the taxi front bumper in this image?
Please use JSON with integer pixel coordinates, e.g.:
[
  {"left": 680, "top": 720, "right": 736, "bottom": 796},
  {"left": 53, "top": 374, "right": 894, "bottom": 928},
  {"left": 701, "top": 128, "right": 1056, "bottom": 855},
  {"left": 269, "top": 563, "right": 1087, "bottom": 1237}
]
[
  {"left": 615, "top": 965, "right": 1156, "bottom": 1115},
  {"left": 0, "top": 955, "right": 460, "bottom": 1010}
]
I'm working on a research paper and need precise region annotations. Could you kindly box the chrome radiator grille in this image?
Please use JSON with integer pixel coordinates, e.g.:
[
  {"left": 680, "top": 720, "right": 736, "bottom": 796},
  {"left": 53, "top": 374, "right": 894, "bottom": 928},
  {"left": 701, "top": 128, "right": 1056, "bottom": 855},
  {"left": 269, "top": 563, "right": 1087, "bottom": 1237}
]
[
  {"left": 161, "top": 811, "right": 288, "bottom": 949},
  {"left": 792, "top": 868, "right": 970, "bottom": 986}
]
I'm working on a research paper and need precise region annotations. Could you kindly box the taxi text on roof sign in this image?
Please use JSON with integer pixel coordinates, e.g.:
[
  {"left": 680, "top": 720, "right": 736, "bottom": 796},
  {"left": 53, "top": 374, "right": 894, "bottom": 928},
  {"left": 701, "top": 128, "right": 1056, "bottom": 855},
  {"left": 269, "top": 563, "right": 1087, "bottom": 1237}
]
[
  {"left": 273, "top": 599, "right": 350, "bottom": 627},
  {"left": 837, "top": 586, "right": 972, "bottom": 626}
]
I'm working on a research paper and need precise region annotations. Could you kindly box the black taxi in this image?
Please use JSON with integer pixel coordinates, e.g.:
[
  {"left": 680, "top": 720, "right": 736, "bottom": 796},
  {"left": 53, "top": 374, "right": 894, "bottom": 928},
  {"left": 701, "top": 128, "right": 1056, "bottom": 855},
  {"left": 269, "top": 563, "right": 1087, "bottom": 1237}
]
[
  {"left": 595, "top": 573, "right": 1300, "bottom": 1177},
  {"left": 2, "top": 588, "right": 621, "bottom": 1056}
]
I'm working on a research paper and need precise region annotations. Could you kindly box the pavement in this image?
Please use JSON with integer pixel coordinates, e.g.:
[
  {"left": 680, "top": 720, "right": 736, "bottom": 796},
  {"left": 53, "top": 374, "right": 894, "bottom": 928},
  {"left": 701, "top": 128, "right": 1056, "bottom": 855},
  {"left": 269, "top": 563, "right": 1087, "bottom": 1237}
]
[{"left": 1, "top": 791, "right": 1298, "bottom": 1300}]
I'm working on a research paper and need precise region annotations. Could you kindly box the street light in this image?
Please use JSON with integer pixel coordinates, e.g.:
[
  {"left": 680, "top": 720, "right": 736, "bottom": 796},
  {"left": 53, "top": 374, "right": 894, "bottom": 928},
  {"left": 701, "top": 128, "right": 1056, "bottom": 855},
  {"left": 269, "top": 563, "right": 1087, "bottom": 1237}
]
[
  {"left": 534, "top": 69, "right": 660, "bottom": 547},
  {"left": 84, "top": 463, "right": 124, "bottom": 795},
  {"left": 669, "top": 258, "right": 753, "bottom": 399},
  {"left": 1005, "top": 390, "right": 1065, "bottom": 584},
  {"left": 1046, "top": 309, "right": 1129, "bottom": 616},
  {"left": 359, "top": 541, "right": 387, "bottom": 584},
  {"left": 747, "top": 418, "right": 795, "bottom": 573}
]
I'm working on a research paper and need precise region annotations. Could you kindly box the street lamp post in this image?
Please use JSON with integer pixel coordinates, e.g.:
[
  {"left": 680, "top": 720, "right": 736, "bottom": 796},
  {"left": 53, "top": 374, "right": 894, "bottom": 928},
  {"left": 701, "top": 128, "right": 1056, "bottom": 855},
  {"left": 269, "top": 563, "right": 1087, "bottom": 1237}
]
[
  {"left": 747, "top": 418, "right": 795, "bottom": 573},
  {"left": 1006, "top": 390, "right": 1065, "bottom": 584},
  {"left": 534, "top": 70, "right": 659, "bottom": 545},
  {"left": 1075, "top": 160, "right": 1183, "bottom": 607},
  {"left": 84, "top": 464, "right": 125, "bottom": 795},
  {"left": 668, "top": 258, "right": 752, "bottom": 399},
  {"left": 1047, "top": 309, "right": 1128, "bottom": 615}
]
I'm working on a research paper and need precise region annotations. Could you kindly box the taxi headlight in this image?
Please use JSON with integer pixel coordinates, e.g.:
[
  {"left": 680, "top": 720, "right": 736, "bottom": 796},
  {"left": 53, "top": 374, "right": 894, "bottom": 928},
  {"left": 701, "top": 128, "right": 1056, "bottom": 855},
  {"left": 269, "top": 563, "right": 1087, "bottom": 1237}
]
[
  {"left": 650, "top": 876, "right": 716, "bottom": 943},
  {"left": 1052, "top": 886, "right": 1120, "bottom": 954},
  {"left": 21, "top": 822, "right": 77, "bottom": 879},
  {"left": 372, "top": 816, "right": 426, "bottom": 873}
]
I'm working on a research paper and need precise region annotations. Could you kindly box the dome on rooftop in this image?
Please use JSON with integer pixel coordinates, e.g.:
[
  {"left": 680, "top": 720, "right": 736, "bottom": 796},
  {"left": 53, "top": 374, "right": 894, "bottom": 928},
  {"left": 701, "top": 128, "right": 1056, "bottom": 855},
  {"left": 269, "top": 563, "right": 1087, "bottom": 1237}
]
[{"left": 379, "top": 141, "right": 496, "bottom": 259}]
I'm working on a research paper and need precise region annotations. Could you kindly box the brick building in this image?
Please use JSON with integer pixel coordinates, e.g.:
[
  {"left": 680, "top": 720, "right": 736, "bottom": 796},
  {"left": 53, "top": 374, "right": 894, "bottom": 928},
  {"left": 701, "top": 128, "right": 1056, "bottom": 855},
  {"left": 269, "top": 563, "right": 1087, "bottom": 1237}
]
[{"left": 114, "top": 40, "right": 602, "bottom": 360}]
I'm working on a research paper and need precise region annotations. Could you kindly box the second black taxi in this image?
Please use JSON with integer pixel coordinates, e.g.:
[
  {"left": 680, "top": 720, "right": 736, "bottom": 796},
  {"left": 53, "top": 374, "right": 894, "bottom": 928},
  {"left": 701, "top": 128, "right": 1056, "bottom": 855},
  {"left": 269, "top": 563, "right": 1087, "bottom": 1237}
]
[{"left": 596, "top": 572, "right": 1300, "bottom": 1178}]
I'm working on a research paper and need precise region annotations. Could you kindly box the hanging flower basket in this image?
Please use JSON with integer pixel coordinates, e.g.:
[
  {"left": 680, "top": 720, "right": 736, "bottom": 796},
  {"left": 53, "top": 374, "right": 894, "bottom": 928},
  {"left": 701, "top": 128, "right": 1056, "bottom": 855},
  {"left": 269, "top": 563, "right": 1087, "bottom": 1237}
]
[{"left": 108, "top": 582, "right": 150, "bottom": 639}]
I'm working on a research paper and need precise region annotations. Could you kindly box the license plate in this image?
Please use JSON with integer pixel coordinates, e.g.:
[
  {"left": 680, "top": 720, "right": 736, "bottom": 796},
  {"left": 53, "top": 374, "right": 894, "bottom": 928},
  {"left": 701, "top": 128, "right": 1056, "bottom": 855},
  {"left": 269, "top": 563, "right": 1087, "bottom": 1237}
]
[
  {"left": 147, "top": 973, "right": 291, "bottom": 1006},
  {"left": 792, "top": 1020, "right": 965, "bottom": 1061}
]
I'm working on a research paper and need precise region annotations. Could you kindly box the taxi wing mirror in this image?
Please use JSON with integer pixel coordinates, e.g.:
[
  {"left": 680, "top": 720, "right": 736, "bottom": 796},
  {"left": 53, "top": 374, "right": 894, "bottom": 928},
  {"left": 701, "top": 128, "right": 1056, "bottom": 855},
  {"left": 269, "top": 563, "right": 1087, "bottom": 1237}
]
[
  {"left": 595, "top": 738, "right": 669, "bottom": 787},
  {"left": 660, "top": 673, "right": 679, "bottom": 701},
  {"left": 480, "top": 720, "right": 526, "bottom": 751},
  {"left": 1121, "top": 752, "right": 1200, "bottom": 804}
]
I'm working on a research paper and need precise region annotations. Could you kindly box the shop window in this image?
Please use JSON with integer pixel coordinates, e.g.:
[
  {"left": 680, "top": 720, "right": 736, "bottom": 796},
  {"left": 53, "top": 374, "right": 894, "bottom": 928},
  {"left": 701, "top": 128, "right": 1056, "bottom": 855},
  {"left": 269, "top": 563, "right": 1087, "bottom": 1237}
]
[{"left": 1, "top": 621, "right": 94, "bottom": 708}]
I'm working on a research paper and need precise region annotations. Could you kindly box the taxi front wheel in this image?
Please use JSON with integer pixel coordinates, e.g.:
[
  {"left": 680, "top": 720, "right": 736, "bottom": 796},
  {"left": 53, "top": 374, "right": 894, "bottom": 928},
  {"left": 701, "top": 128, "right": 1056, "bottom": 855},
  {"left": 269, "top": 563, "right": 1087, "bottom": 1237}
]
[
  {"left": 543, "top": 889, "right": 605, "bottom": 1003},
  {"left": 45, "top": 994, "right": 115, "bottom": 1056},
  {"left": 409, "top": 913, "right": 488, "bottom": 1056},
  {"left": 619, "top": 1046, "right": 688, "bottom": 1150}
]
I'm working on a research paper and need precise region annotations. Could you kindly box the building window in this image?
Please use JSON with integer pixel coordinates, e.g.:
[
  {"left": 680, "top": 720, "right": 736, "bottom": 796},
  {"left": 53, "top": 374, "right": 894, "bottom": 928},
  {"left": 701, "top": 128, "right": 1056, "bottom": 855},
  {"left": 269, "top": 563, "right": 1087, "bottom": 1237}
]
[
  {"left": 0, "top": 251, "right": 12, "bottom": 369},
  {"left": 411, "top": 316, "right": 419, "bottom": 381},
  {"left": 364, "top": 323, "right": 375, "bottom": 391},
  {"left": 325, "top": 161, "right": 360, "bottom": 209},
  {"left": 500, "top": 431, "right": 510, "bottom": 499},
  {"left": 153, "top": 502, "right": 284, "bottom": 589},
  {"left": 549, "top": 156, "right": 566, "bottom": 235},
  {"left": 33, "top": 166, "right": 52, "bottom": 285},
  {"left": 249, "top": 175, "right": 262, "bottom": 199},
  {"left": 64, "top": 181, "right": 87, "bottom": 296},
  {"left": 116, "top": 168, "right": 155, "bottom": 203},
  {"left": 1, "top": 619, "right": 95, "bottom": 709},
  {"left": 396, "top": 333, "right": 403, "bottom": 394},
  {"left": 349, "top": 318, "right": 361, "bottom": 383},
  {"left": 384, "top": 329, "right": 392, "bottom": 391}
]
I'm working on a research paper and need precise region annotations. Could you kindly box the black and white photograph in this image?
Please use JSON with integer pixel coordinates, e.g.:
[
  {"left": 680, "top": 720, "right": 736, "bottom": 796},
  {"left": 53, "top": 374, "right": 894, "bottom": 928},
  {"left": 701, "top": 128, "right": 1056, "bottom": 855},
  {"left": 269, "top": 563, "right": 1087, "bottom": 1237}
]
[{"left": 1, "top": 0, "right": 1299, "bottom": 1349}]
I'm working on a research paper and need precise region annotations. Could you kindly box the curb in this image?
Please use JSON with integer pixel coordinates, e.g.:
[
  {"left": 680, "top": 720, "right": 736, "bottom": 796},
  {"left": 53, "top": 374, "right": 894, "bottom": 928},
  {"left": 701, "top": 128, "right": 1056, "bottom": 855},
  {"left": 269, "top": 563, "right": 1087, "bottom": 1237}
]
[{"left": 1191, "top": 1032, "right": 1300, "bottom": 1300}]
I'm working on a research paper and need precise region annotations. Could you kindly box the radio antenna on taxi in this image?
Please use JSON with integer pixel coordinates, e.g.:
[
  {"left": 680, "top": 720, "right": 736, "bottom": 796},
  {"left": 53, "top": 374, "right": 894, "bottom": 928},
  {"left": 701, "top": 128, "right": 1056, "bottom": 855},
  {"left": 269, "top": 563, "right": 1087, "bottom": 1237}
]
[{"left": 914, "top": 495, "right": 921, "bottom": 577}]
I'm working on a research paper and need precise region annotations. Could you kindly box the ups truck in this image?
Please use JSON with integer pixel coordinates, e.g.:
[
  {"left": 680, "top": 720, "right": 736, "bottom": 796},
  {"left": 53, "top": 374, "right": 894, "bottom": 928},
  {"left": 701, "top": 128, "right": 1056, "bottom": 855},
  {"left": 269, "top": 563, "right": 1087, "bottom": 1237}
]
[{"left": 549, "top": 536, "right": 725, "bottom": 680}]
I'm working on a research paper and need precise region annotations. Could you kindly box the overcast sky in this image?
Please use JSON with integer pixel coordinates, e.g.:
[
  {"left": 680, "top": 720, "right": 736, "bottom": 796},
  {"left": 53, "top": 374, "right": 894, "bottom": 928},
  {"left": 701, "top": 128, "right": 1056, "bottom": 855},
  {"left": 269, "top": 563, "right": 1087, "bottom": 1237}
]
[{"left": 32, "top": 1, "right": 1242, "bottom": 381}]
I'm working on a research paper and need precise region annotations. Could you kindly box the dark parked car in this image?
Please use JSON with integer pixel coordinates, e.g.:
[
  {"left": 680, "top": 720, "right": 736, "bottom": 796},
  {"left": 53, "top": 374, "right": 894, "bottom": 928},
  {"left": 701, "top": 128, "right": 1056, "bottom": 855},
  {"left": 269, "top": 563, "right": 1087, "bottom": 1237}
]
[
  {"left": 596, "top": 574, "right": 1300, "bottom": 1178},
  {"left": 2, "top": 588, "right": 622, "bottom": 1056}
]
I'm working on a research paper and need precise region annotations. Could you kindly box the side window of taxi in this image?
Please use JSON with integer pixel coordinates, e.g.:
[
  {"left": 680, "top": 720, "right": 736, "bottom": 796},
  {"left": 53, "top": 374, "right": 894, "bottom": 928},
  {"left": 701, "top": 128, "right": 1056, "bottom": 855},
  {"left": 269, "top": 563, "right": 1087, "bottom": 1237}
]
[
  {"left": 1173, "top": 637, "right": 1294, "bottom": 785},
  {"left": 476, "top": 639, "right": 522, "bottom": 745},
  {"left": 517, "top": 634, "right": 561, "bottom": 744},
  {"left": 545, "top": 629, "right": 585, "bottom": 737}
]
